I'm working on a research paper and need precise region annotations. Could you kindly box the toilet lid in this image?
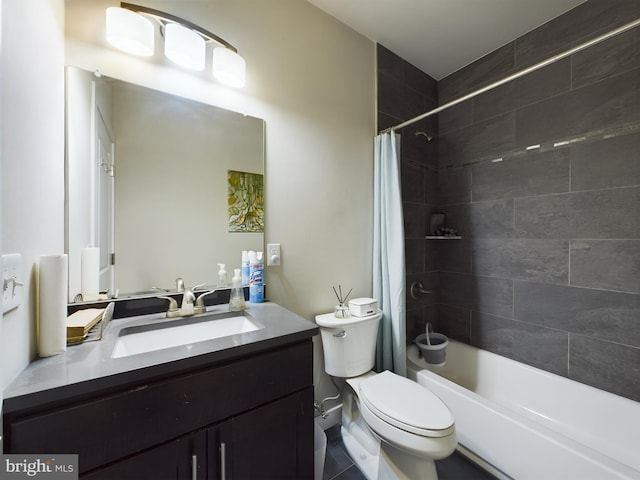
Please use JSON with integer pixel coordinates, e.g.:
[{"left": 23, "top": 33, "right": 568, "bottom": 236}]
[{"left": 359, "top": 370, "right": 454, "bottom": 437}]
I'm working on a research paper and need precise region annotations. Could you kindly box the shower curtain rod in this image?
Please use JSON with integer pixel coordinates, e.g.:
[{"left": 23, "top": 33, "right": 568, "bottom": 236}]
[{"left": 380, "top": 17, "right": 640, "bottom": 135}]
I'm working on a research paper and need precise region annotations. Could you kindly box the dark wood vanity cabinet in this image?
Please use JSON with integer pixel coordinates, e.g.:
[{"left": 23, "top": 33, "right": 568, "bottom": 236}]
[
  {"left": 82, "top": 430, "right": 208, "bottom": 480},
  {"left": 208, "top": 389, "right": 313, "bottom": 480},
  {"left": 3, "top": 340, "right": 314, "bottom": 480}
]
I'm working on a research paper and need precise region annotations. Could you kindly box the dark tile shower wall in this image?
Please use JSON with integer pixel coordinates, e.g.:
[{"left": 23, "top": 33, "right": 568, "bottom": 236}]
[
  {"left": 376, "top": 44, "right": 440, "bottom": 344},
  {"left": 377, "top": 0, "right": 640, "bottom": 403},
  {"left": 437, "top": 0, "right": 640, "bottom": 402}
]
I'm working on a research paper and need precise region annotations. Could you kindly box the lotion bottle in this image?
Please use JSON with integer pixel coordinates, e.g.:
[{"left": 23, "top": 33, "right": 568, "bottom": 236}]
[{"left": 229, "top": 269, "right": 246, "bottom": 311}]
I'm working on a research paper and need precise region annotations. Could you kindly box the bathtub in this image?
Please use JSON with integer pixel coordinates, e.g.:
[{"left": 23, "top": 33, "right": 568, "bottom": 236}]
[{"left": 406, "top": 340, "right": 640, "bottom": 480}]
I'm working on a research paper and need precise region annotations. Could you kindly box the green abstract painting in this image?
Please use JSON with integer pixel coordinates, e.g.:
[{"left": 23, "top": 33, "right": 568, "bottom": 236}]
[{"left": 228, "top": 170, "right": 264, "bottom": 232}]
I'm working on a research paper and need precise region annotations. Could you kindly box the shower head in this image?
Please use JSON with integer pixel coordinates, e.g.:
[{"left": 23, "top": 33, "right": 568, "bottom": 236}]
[{"left": 415, "top": 130, "right": 434, "bottom": 142}]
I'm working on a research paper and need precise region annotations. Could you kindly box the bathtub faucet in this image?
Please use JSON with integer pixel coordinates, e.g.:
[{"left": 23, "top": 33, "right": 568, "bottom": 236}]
[{"left": 410, "top": 281, "right": 432, "bottom": 299}]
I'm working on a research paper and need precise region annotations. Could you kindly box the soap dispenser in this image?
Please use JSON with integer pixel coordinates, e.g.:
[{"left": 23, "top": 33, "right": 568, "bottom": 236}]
[
  {"left": 217, "top": 263, "right": 228, "bottom": 287},
  {"left": 229, "top": 269, "right": 246, "bottom": 311}
]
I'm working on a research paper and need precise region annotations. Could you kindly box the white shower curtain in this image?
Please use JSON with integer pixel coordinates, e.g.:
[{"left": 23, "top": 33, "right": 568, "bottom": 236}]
[{"left": 373, "top": 132, "right": 406, "bottom": 377}]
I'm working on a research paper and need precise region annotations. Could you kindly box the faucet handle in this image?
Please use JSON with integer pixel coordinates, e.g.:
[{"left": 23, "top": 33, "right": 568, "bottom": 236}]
[
  {"left": 194, "top": 289, "right": 218, "bottom": 314},
  {"left": 158, "top": 296, "right": 180, "bottom": 318}
]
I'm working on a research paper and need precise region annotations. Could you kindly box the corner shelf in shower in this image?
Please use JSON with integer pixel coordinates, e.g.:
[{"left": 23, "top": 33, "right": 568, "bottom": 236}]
[{"left": 425, "top": 236, "right": 462, "bottom": 240}]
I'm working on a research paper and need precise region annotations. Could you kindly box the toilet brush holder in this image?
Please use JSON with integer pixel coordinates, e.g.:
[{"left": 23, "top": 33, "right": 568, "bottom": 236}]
[{"left": 414, "top": 331, "right": 448, "bottom": 366}]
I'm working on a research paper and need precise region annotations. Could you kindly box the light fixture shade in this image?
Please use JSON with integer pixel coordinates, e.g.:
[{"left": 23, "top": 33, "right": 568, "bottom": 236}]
[
  {"left": 164, "top": 23, "right": 206, "bottom": 71},
  {"left": 212, "top": 47, "right": 246, "bottom": 88},
  {"left": 106, "top": 7, "right": 154, "bottom": 57}
]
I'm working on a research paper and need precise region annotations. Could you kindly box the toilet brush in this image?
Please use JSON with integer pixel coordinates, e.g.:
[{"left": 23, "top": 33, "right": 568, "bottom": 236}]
[{"left": 425, "top": 322, "right": 433, "bottom": 346}]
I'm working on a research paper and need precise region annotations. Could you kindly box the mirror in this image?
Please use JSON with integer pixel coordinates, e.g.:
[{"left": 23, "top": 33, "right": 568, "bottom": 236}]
[{"left": 66, "top": 66, "right": 265, "bottom": 301}]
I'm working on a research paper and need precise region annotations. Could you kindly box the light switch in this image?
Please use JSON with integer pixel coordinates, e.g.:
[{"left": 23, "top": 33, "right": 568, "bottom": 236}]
[
  {"left": 2, "top": 253, "right": 23, "bottom": 313},
  {"left": 267, "top": 243, "right": 281, "bottom": 266}
]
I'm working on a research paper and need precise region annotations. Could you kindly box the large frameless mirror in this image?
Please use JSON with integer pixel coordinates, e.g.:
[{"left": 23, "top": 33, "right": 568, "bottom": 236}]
[{"left": 66, "top": 66, "right": 265, "bottom": 301}]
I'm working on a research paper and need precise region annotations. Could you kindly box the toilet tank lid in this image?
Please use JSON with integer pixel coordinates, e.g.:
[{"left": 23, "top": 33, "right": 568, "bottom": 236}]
[
  {"left": 359, "top": 370, "right": 454, "bottom": 434},
  {"left": 315, "top": 311, "right": 382, "bottom": 328}
]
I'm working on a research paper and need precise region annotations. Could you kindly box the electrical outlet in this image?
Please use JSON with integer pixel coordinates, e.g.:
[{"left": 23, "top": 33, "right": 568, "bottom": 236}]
[
  {"left": 266, "top": 243, "right": 281, "bottom": 266},
  {"left": 2, "top": 253, "right": 23, "bottom": 313}
]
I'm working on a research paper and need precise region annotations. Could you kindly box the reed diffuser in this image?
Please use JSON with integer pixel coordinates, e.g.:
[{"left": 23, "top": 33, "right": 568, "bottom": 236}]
[{"left": 332, "top": 285, "right": 352, "bottom": 319}]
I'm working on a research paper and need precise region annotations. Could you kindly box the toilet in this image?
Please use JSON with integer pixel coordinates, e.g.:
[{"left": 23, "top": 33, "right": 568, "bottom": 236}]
[{"left": 316, "top": 308, "right": 457, "bottom": 480}]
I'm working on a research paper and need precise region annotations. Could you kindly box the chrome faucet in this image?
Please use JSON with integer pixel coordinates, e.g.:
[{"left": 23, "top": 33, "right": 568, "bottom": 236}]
[
  {"left": 180, "top": 289, "right": 196, "bottom": 316},
  {"left": 158, "top": 287, "right": 217, "bottom": 318},
  {"left": 158, "top": 289, "right": 194, "bottom": 317}
]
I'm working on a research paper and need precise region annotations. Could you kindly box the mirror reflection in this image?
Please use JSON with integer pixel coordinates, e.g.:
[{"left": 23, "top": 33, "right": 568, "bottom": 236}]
[{"left": 66, "top": 66, "right": 265, "bottom": 301}]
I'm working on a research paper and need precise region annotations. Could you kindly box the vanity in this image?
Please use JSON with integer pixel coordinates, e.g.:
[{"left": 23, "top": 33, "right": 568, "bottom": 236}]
[{"left": 2, "top": 302, "right": 318, "bottom": 479}]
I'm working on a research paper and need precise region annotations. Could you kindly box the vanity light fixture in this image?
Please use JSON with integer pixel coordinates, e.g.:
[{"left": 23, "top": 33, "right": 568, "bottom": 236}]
[
  {"left": 105, "top": 2, "right": 246, "bottom": 87},
  {"left": 212, "top": 47, "right": 246, "bottom": 88},
  {"left": 106, "top": 6, "right": 154, "bottom": 57},
  {"left": 164, "top": 23, "right": 206, "bottom": 71}
]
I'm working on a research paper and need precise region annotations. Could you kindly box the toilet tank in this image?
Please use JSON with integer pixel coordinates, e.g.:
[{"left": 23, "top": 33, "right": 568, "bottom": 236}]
[{"left": 316, "top": 311, "right": 382, "bottom": 377}]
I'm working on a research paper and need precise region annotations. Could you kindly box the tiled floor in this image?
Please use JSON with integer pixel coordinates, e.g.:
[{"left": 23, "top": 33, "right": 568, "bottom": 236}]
[{"left": 322, "top": 425, "right": 497, "bottom": 480}]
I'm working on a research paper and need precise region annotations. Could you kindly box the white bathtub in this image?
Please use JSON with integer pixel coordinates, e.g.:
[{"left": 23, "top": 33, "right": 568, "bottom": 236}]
[{"left": 407, "top": 340, "right": 640, "bottom": 480}]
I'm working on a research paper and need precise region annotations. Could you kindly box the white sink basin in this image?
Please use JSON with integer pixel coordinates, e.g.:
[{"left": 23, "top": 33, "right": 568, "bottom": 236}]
[{"left": 111, "top": 311, "right": 262, "bottom": 358}]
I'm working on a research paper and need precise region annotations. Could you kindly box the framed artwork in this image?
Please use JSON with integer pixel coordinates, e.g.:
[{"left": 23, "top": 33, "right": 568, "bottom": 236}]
[{"left": 227, "top": 170, "right": 264, "bottom": 232}]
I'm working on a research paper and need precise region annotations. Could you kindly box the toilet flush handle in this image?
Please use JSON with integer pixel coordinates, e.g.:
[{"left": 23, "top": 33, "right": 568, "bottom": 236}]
[{"left": 334, "top": 330, "right": 347, "bottom": 338}]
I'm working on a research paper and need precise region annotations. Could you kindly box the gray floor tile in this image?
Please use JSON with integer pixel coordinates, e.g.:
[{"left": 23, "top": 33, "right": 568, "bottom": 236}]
[{"left": 322, "top": 424, "right": 497, "bottom": 480}]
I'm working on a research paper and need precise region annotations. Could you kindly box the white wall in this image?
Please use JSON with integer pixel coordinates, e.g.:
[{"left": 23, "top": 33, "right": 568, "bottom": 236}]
[
  {"left": 65, "top": 0, "right": 376, "bottom": 312},
  {"left": 1, "top": 0, "right": 65, "bottom": 388},
  {"left": 2, "top": 0, "right": 375, "bottom": 407}
]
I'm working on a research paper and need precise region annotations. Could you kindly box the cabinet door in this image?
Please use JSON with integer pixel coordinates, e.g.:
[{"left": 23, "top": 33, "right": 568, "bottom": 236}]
[
  {"left": 209, "top": 387, "right": 314, "bottom": 480},
  {"left": 82, "top": 430, "right": 206, "bottom": 480}
]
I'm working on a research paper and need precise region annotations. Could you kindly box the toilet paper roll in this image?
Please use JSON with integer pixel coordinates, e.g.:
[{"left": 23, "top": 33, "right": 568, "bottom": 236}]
[
  {"left": 81, "top": 246, "right": 100, "bottom": 301},
  {"left": 38, "top": 254, "right": 68, "bottom": 357}
]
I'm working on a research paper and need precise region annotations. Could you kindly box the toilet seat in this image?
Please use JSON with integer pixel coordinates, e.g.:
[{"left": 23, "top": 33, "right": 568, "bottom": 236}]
[{"left": 359, "top": 370, "right": 454, "bottom": 438}]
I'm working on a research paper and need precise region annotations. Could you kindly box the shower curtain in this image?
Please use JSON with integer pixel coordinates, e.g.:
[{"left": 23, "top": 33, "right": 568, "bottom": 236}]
[{"left": 373, "top": 132, "right": 406, "bottom": 377}]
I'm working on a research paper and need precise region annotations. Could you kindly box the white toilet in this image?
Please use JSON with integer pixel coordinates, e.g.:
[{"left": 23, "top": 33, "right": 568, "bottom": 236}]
[{"left": 316, "top": 308, "right": 457, "bottom": 480}]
